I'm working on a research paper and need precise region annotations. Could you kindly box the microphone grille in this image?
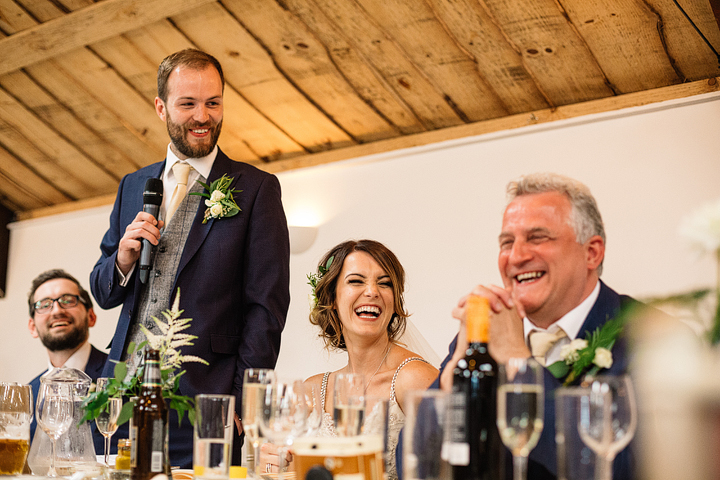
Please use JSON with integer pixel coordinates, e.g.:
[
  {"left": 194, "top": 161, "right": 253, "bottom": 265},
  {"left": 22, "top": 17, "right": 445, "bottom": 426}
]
[{"left": 143, "top": 178, "right": 163, "bottom": 205}]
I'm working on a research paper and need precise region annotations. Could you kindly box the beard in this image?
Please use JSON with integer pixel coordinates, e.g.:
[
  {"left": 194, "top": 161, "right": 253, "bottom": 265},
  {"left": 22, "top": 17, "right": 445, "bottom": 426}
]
[
  {"left": 39, "top": 320, "right": 89, "bottom": 352},
  {"left": 166, "top": 114, "right": 222, "bottom": 159}
]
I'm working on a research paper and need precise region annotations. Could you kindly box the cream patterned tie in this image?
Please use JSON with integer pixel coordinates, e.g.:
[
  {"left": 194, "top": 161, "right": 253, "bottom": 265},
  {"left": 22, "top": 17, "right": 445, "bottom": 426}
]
[
  {"left": 529, "top": 329, "right": 567, "bottom": 366},
  {"left": 166, "top": 162, "right": 191, "bottom": 225}
]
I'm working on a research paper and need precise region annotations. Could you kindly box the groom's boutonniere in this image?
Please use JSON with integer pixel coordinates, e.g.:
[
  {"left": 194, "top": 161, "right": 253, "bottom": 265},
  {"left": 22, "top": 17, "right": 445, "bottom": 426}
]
[
  {"left": 191, "top": 174, "right": 241, "bottom": 224},
  {"left": 547, "top": 304, "right": 634, "bottom": 386}
]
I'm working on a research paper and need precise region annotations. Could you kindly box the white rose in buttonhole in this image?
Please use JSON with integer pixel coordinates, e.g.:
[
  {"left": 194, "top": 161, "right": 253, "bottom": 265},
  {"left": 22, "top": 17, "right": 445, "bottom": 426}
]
[
  {"left": 560, "top": 338, "right": 588, "bottom": 363},
  {"left": 592, "top": 347, "right": 613, "bottom": 369},
  {"left": 210, "top": 190, "right": 226, "bottom": 203},
  {"left": 210, "top": 203, "right": 224, "bottom": 217}
]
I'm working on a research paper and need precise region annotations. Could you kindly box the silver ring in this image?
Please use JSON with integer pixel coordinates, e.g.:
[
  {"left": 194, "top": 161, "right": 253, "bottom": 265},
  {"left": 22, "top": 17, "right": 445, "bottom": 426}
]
[{"left": 266, "top": 463, "right": 272, "bottom": 473}]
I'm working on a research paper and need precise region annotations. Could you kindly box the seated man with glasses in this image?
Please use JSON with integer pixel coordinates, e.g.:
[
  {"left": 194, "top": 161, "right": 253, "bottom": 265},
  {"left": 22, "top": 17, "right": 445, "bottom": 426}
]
[{"left": 27, "top": 269, "right": 109, "bottom": 453}]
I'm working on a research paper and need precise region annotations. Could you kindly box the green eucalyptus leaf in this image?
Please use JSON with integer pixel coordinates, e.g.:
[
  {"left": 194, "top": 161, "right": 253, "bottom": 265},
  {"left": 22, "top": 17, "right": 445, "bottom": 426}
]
[
  {"left": 114, "top": 362, "right": 127, "bottom": 382},
  {"left": 117, "top": 401, "right": 134, "bottom": 426}
]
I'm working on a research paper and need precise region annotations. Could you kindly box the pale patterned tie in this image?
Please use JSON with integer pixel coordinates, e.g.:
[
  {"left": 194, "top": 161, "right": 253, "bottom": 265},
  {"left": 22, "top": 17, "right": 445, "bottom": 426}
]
[
  {"left": 166, "top": 162, "right": 191, "bottom": 225},
  {"left": 529, "top": 329, "right": 567, "bottom": 366}
]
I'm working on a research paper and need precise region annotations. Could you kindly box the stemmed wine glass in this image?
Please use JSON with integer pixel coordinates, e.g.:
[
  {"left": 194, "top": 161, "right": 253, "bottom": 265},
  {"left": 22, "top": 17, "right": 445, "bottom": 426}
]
[
  {"left": 36, "top": 382, "right": 73, "bottom": 477},
  {"left": 333, "top": 373, "right": 365, "bottom": 437},
  {"left": 578, "top": 375, "right": 637, "bottom": 480},
  {"left": 95, "top": 378, "right": 123, "bottom": 468},
  {"left": 497, "top": 358, "right": 545, "bottom": 480},
  {"left": 259, "top": 379, "right": 308, "bottom": 480},
  {"left": 242, "top": 368, "right": 275, "bottom": 478}
]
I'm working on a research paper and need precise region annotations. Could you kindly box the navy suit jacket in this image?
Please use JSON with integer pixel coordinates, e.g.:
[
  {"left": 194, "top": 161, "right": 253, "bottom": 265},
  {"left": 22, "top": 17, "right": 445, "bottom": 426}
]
[
  {"left": 397, "top": 281, "right": 636, "bottom": 480},
  {"left": 89, "top": 148, "right": 290, "bottom": 468},
  {"left": 29, "top": 344, "right": 109, "bottom": 455}
]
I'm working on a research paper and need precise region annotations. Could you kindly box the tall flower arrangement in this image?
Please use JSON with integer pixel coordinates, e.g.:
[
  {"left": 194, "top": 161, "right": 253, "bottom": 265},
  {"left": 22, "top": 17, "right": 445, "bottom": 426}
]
[{"left": 81, "top": 290, "right": 208, "bottom": 426}]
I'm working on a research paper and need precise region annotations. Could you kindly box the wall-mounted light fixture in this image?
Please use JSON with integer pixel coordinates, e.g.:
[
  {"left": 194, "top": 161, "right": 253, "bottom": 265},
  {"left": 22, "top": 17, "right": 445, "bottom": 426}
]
[{"left": 289, "top": 225, "right": 318, "bottom": 254}]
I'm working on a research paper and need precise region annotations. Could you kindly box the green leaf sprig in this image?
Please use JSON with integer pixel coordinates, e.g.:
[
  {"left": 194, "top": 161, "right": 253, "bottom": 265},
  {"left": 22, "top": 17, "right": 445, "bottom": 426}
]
[
  {"left": 190, "top": 174, "right": 241, "bottom": 224},
  {"left": 307, "top": 255, "right": 334, "bottom": 307},
  {"left": 81, "top": 289, "right": 208, "bottom": 427}
]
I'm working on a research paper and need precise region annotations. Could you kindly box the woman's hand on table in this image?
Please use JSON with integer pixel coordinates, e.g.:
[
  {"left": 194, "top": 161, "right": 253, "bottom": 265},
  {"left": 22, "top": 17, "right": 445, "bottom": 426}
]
[{"left": 259, "top": 442, "right": 294, "bottom": 474}]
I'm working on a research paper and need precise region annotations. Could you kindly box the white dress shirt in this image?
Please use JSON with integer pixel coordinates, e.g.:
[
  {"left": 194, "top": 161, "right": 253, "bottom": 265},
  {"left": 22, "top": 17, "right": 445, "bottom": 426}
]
[{"left": 523, "top": 281, "right": 601, "bottom": 365}]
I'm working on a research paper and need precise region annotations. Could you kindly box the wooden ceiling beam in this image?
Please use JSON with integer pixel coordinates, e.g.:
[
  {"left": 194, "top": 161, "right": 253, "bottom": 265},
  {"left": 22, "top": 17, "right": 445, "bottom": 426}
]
[{"left": 0, "top": 0, "right": 217, "bottom": 76}]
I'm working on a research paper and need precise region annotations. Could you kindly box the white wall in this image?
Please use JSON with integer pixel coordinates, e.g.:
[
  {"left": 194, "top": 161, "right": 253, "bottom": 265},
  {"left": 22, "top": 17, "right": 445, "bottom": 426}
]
[{"left": 1, "top": 92, "right": 719, "bottom": 384}]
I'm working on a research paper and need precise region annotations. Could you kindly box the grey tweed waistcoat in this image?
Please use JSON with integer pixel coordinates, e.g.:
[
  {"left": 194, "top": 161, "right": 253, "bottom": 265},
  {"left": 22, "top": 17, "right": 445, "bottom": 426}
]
[{"left": 123, "top": 177, "right": 206, "bottom": 374}]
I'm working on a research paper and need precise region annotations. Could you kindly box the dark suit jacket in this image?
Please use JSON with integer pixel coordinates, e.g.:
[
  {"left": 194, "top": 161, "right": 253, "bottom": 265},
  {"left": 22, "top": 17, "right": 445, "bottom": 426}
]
[
  {"left": 397, "top": 281, "right": 636, "bottom": 480},
  {"left": 89, "top": 148, "right": 290, "bottom": 468},
  {"left": 29, "top": 344, "right": 109, "bottom": 455}
]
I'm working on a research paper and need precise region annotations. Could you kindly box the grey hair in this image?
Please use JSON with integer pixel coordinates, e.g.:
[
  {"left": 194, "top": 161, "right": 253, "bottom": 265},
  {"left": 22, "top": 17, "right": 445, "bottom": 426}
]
[{"left": 506, "top": 173, "right": 605, "bottom": 275}]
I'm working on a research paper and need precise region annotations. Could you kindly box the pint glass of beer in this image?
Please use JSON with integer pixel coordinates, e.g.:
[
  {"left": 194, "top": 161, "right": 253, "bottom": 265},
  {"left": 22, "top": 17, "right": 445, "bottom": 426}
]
[{"left": 0, "top": 383, "right": 33, "bottom": 475}]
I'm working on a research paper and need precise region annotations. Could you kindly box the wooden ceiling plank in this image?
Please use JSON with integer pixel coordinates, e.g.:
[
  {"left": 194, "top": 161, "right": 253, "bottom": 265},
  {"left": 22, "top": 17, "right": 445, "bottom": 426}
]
[
  {"left": 0, "top": 117, "right": 95, "bottom": 199},
  {"left": 0, "top": 0, "right": 219, "bottom": 76},
  {"left": 482, "top": 0, "right": 615, "bottom": 105},
  {"left": 277, "top": 0, "right": 427, "bottom": 135},
  {"left": 353, "top": 0, "right": 509, "bottom": 121},
  {"left": 171, "top": 3, "right": 355, "bottom": 152},
  {"left": 24, "top": 61, "right": 165, "bottom": 168},
  {"left": 14, "top": 192, "right": 117, "bottom": 220},
  {"left": 559, "top": 0, "right": 681, "bottom": 93},
  {"left": 14, "top": 0, "right": 67, "bottom": 22},
  {"left": 89, "top": 36, "right": 159, "bottom": 103},
  {"left": 0, "top": 0, "right": 37, "bottom": 32},
  {"left": 645, "top": 0, "right": 720, "bottom": 81},
  {"left": 0, "top": 145, "right": 72, "bottom": 207},
  {"left": 53, "top": 47, "right": 170, "bottom": 153},
  {"left": 426, "top": 0, "right": 551, "bottom": 113},
  {"left": 3, "top": 0, "right": 165, "bottom": 168},
  {"left": 220, "top": 0, "right": 398, "bottom": 143},
  {"left": 0, "top": 87, "right": 122, "bottom": 196},
  {"left": 300, "top": 0, "right": 467, "bottom": 130},
  {"left": 260, "top": 77, "right": 720, "bottom": 174},
  {"left": 0, "top": 173, "right": 47, "bottom": 212},
  {"left": 0, "top": 70, "right": 141, "bottom": 178}
]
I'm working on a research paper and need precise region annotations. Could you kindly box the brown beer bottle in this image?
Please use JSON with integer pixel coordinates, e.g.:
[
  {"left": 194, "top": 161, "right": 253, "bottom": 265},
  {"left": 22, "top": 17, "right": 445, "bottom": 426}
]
[
  {"left": 447, "top": 296, "right": 502, "bottom": 480},
  {"left": 131, "top": 348, "right": 170, "bottom": 480}
]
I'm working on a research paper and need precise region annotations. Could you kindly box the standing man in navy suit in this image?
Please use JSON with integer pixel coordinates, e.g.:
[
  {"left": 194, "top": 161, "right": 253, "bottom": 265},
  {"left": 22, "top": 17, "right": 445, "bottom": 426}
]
[
  {"left": 404, "top": 173, "right": 638, "bottom": 480},
  {"left": 27, "top": 269, "right": 108, "bottom": 455},
  {"left": 90, "top": 49, "right": 290, "bottom": 468}
]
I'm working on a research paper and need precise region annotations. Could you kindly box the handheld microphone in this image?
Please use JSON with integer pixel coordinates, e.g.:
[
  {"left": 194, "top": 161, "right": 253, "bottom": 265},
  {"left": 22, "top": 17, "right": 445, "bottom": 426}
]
[{"left": 139, "top": 178, "right": 163, "bottom": 284}]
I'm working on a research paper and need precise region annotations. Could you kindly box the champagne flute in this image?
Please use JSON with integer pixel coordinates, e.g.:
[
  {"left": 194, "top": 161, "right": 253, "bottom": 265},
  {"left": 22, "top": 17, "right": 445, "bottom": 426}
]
[
  {"left": 36, "top": 382, "right": 73, "bottom": 477},
  {"left": 95, "top": 378, "right": 123, "bottom": 467},
  {"left": 259, "top": 379, "right": 308, "bottom": 480},
  {"left": 242, "top": 369, "right": 275, "bottom": 478},
  {"left": 578, "top": 375, "right": 637, "bottom": 480},
  {"left": 497, "top": 358, "right": 545, "bottom": 480},
  {"left": 333, "top": 373, "right": 365, "bottom": 437}
]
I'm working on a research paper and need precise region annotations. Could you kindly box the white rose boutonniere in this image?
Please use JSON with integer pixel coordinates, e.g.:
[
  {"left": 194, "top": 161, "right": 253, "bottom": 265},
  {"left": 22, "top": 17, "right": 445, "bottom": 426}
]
[
  {"left": 191, "top": 174, "right": 241, "bottom": 224},
  {"left": 547, "top": 304, "right": 636, "bottom": 386}
]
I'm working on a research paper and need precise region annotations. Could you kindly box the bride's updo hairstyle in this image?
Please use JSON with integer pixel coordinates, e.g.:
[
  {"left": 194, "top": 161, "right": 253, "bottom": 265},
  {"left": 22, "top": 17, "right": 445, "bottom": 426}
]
[{"left": 310, "top": 239, "right": 409, "bottom": 350}]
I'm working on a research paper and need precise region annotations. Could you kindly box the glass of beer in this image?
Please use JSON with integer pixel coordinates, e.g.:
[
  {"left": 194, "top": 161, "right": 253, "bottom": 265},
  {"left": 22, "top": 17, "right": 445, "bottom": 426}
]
[{"left": 0, "top": 383, "right": 33, "bottom": 475}]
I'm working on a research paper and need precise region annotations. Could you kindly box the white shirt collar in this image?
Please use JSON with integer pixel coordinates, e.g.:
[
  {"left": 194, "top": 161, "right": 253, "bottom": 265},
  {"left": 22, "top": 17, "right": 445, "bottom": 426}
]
[
  {"left": 45, "top": 340, "right": 92, "bottom": 372},
  {"left": 523, "top": 280, "right": 601, "bottom": 341},
  {"left": 162, "top": 144, "right": 217, "bottom": 181}
]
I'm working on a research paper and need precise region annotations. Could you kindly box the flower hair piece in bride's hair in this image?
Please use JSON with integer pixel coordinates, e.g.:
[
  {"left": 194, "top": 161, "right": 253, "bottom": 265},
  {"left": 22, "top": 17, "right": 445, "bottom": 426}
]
[{"left": 307, "top": 256, "right": 333, "bottom": 307}]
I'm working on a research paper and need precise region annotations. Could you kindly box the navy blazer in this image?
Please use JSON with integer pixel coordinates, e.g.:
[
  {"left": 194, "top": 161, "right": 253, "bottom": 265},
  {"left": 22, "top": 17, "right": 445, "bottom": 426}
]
[
  {"left": 89, "top": 149, "right": 290, "bottom": 468},
  {"left": 29, "top": 344, "right": 109, "bottom": 455},
  {"left": 397, "top": 281, "right": 636, "bottom": 480}
]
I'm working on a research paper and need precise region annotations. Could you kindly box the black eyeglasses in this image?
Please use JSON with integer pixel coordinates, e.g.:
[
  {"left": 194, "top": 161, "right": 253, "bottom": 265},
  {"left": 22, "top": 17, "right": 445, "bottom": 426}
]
[{"left": 33, "top": 294, "right": 84, "bottom": 314}]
